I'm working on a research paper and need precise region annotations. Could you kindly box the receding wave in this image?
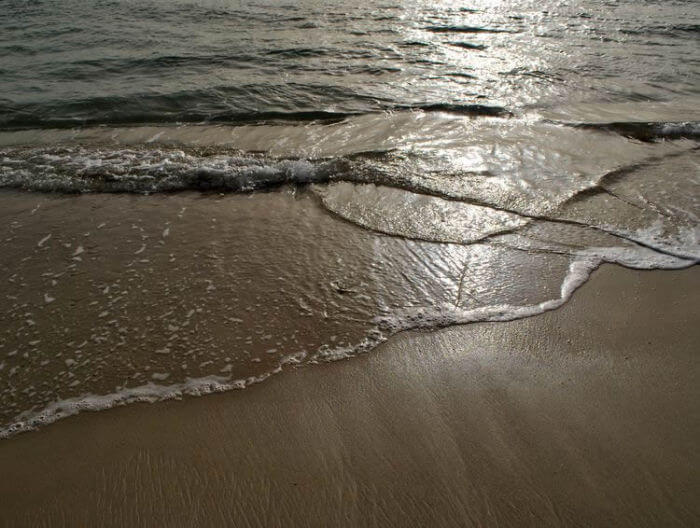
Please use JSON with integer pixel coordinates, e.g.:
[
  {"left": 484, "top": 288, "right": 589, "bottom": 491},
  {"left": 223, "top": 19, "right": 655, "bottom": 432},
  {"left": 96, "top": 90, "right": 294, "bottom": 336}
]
[{"left": 2, "top": 137, "right": 698, "bottom": 261}]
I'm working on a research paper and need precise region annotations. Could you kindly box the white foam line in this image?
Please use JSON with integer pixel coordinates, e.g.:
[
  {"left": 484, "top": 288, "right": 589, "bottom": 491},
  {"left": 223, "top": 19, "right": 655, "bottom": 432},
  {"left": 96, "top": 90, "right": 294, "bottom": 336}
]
[
  {"left": 375, "top": 256, "right": 601, "bottom": 333},
  {"left": 1, "top": 330, "right": 396, "bottom": 439},
  {"left": 37, "top": 233, "right": 51, "bottom": 247},
  {"left": 0, "top": 368, "right": 282, "bottom": 440}
]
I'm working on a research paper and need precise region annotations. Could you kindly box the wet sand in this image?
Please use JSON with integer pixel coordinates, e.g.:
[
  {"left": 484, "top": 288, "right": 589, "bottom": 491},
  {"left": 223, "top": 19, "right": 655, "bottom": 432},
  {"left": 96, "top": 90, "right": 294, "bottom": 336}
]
[
  {"left": 0, "top": 263, "right": 698, "bottom": 527},
  {"left": 0, "top": 188, "right": 598, "bottom": 435}
]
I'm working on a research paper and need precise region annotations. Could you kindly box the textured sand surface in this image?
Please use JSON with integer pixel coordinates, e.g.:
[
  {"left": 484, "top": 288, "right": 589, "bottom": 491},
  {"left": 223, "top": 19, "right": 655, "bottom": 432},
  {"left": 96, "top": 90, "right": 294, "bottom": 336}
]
[{"left": 0, "top": 264, "right": 698, "bottom": 527}]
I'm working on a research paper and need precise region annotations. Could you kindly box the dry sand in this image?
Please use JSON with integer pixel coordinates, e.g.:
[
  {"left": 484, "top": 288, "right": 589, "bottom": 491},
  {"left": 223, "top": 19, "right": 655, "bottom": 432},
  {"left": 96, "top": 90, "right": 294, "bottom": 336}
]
[{"left": 0, "top": 263, "right": 698, "bottom": 527}]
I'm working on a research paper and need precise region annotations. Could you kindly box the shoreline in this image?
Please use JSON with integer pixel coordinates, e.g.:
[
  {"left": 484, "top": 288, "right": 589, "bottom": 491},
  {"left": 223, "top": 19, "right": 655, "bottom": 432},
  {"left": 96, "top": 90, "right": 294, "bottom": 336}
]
[
  {"left": 2, "top": 187, "right": 693, "bottom": 441},
  {"left": 1, "top": 263, "right": 698, "bottom": 527}
]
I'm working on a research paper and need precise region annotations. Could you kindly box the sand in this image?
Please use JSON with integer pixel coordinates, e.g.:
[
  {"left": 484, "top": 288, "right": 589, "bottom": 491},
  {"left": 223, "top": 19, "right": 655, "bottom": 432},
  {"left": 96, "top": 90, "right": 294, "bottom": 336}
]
[{"left": 0, "top": 262, "right": 698, "bottom": 527}]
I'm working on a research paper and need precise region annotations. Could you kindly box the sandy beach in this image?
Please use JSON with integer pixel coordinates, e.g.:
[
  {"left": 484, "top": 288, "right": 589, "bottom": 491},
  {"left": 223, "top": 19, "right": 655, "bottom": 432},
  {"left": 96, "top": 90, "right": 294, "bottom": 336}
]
[
  {"left": 1, "top": 260, "right": 697, "bottom": 527},
  {"left": 2, "top": 1, "right": 699, "bottom": 526}
]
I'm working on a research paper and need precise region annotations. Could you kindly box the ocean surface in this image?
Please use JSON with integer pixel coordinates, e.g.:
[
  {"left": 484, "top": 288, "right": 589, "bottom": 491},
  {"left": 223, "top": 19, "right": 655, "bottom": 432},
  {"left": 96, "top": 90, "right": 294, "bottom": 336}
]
[{"left": 0, "top": 0, "right": 698, "bottom": 436}]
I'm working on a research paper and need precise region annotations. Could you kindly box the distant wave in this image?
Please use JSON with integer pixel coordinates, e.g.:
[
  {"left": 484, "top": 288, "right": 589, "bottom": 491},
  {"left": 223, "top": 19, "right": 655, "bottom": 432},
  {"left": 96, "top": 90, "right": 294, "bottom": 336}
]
[
  {"left": 423, "top": 26, "right": 515, "bottom": 34},
  {"left": 565, "top": 121, "right": 700, "bottom": 142},
  {"left": 448, "top": 42, "right": 488, "bottom": 51},
  {"left": 0, "top": 102, "right": 511, "bottom": 130}
]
